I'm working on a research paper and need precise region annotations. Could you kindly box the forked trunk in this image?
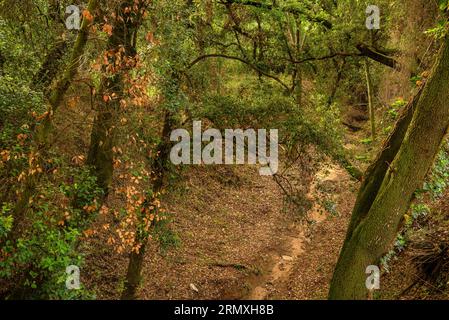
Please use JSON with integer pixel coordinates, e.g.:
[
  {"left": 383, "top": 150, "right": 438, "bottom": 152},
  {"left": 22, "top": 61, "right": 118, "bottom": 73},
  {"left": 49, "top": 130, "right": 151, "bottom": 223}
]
[{"left": 329, "top": 37, "right": 449, "bottom": 300}]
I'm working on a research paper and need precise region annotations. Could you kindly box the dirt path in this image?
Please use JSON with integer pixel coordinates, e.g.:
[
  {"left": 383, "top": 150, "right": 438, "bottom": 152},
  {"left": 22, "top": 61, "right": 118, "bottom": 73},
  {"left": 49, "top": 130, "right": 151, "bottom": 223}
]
[{"left": 244, "top": 165, "right": 357, "bottom": 300}]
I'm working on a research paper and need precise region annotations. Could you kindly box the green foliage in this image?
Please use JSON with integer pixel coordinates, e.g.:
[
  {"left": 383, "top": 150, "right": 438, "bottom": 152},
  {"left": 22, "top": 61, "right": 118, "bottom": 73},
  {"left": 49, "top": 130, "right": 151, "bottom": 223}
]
[
  {"left": 424, "top": 1, "right": 449, "bottom": 38},
  {"left": 405, "top": 203, "right": 430, "bottom": 227},
  {"left": 152, "top": 215, "right": 181, "bottom": 254},
  {"left": 360, "top": 137, "right": 373, "bottom": 145},
  {"left": 323, "top": 199, "right": 339, "bottom": 217},
  {"left": 0, "top": 165, "right": 101, "bottom": 299},
  {"left": 439, "top": 0, "right": 449, "bottom": 11},
  {"left": 0, "top": 202, "right": 92, "bottom": 299},
  {"left": 0, "top": 77, "right": 44, "bottom": 126},
  {"left": 312, "top": 95, "right": 343, "bottom": 144},
  {"left": 0, "top": 203, "right": 13, "bottom": 238},
  {"left": 420, "top": 142, "right": 449, "bottom": 199},
  {"left": 388, "top": 98, "right": 407, "bottom": 120},
  {"left": 59, "top": 167, "right": 104, "bottom": 229},
  {"left": 380, "top": 232, "right": 408, "bottom": 272},
  {"left": 196, "top": 84, "right": 297, "bottom": 130}
]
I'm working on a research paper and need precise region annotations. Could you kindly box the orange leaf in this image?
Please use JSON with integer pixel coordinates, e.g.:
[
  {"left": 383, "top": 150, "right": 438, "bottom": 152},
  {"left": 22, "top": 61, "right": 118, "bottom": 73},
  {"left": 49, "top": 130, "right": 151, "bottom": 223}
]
[
  {"left": 1, "top": 150, "right": 11, "bottom": 162},
  {"left": 82, "top": 10, "right": 94, "bottom": 23},
  {"left": 102, "top": 24, "right": 113, "bottom": 36},
  {"left": 145, "top": 32, "right": 154, "bottom": 44}
]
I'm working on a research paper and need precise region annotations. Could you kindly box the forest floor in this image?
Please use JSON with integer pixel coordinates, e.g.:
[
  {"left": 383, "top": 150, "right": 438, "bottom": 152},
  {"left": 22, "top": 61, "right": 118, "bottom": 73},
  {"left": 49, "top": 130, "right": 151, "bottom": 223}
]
[
  {"left": 380, "top": 187, "right": 449, "bottom": 300},
  {"left": 71, "top": 96, "right": 449, "bottom": 300},
  {"left": 81, "top": 155, "right": 359, "bottom": 299},
  {"left": 56, "top": 82, "right": 363, "bottom": 300}
]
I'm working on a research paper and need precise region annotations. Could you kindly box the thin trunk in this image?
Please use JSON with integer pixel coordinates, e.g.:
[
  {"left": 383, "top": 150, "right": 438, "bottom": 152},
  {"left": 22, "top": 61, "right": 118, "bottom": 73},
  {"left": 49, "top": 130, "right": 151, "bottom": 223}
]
[
  {"left": 292, "top": 20, "right": 303, "bottom": 106},
  {"left": 330, "top": 37, "right": 449, "bottom": 300},
  {"left": 327, "top": 58, "right": 346, "bottom": 107},
  {"left": 0, "top": 50, "right": 5, "bottom": 76},
  {"left": 364, "top": 59, "right": 376, "bottom": 141},
  {"left": 121, "top": 111, "right": 175, "bottom": 300}
]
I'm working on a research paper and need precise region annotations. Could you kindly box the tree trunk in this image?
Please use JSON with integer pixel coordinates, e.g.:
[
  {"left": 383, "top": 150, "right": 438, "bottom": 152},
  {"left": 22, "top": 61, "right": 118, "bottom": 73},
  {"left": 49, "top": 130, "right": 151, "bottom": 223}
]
[
  {"left": 31, "top": 40, "right": 68, "bottom": 94},
  {"left": 87, "top": 1, "right": 143, "bottom": 193},
  {"left": 120, "top": 243, "right": 148, "bottom": 300},
  {"left": 364, "top": 59, "right": 376, "bottom": 141},
  {"left": 7, "top": 0, "right": 98, "bottom": 242},
  {"left": 292, "top": 20, "right": 303, "bottom": 106},
  {"left": 329, "top": 37, "right": 449, "bottom": 300},
  {"left": 345, "top": 86, "right": 423, "bottom": 241},
  {"left": 0, "top": 50, "right": 5, "bottom": 76},
  {"left": 121, "top": 111, "right": 175, "bottom": 299},
  {"left": 327, "top": 58, "right": 346, "bottom": 107}
]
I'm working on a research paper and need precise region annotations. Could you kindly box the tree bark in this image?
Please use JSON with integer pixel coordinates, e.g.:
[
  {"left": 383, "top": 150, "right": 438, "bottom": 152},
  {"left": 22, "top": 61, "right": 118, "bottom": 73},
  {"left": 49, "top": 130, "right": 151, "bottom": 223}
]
[
  {"left": 356, "top": 44, "right": 400, "bottom": 70},
  {"left": 329, "top": 37, "right": 449, "bottom": 300},
  {"left": 31, "top": 40, "right": 68, "bottom": 94},
  {"left": 345, "top": 86, "right": 423, "bottom": 241}
]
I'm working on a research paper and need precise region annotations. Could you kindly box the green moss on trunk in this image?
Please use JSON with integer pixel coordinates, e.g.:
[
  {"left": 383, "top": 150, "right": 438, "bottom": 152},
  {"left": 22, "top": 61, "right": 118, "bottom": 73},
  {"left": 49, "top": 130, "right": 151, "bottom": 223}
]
[
  {"left": 8, "top": 0, "right": 98, "bottom": 242},
  {"left": 330, "top": 37, "right": 449, "bottom": 300}
]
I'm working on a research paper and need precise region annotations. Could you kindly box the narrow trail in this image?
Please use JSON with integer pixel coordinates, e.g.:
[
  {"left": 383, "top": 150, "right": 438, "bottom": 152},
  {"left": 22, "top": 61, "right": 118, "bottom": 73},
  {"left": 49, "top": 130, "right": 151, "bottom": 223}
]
[{"left": 245, "top": 164, "right": 356, "bottom": 300}]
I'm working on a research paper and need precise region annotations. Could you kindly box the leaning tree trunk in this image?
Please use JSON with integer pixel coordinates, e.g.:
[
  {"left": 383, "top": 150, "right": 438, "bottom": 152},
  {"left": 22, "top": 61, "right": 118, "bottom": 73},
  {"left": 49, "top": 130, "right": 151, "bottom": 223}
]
[
  {"left": 7, "top": 0, "right": 98, "bottom": 243},
  {"left": 329, "top": 36, "right": 449, "bottom": 300},
  {"left": 31, "top": 40, "right": 68, "bottom": 94},
  {"left": 31, "top": 1, "right": 70, "bottom": 94},
  {"left": 344, "top": 85, "right": 424, "bottom": 241}
]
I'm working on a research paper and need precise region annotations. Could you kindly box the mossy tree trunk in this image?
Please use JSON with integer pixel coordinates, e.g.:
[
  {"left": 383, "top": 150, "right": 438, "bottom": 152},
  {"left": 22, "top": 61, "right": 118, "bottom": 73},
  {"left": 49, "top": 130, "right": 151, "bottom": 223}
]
[
  {"left": 31, "top": 2, "right": 69, "bottom": 94},
  {"left": 7, "top": 0, "right": 98, "bottom": 242},
  {"left": 329, "top": 37, "right": 449, "bottom": 300},
  {"left": 31, "top": 40, "right": 68, "bottom": 94},
  {"left": 344, "top": 85, "right": 423, "bottom": 241}
]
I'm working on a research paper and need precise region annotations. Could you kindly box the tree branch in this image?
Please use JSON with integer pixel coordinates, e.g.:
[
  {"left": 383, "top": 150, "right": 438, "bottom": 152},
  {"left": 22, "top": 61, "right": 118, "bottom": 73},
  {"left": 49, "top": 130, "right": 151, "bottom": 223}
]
[
  {"left": 356, "top": 44, "right": 400, "bottom": 70},
  {"left": 187, "top": 53, "right": 290, "bottom": 91},
  {"left": 289, "top": 46, "right": 400, "bottom": 70}
]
